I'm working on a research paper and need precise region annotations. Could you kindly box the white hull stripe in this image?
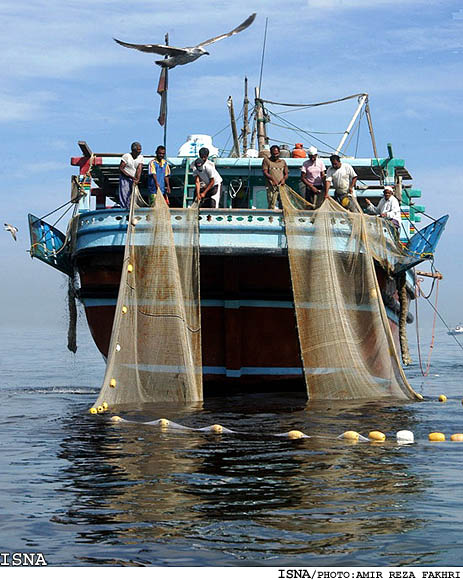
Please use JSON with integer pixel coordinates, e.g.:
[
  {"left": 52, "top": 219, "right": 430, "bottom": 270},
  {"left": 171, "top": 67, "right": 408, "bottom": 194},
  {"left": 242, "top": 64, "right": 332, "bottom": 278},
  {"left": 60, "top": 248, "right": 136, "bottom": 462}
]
[
  {"left": 82, "top": 298, "right": 293, "bottom": 308},
  {"left": 81, "top": 297, "right": 389, "bottom": 314},
  {"left": 118, "top": 364, "right": 304, "bottom": 377}
]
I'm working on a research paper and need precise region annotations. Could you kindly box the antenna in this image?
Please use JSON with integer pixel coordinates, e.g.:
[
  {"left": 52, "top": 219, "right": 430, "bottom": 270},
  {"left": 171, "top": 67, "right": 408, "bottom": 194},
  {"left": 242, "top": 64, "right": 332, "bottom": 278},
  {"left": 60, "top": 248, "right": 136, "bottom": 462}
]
[{"left": 258, "top": 17, "right": 268, "bottom": 94}]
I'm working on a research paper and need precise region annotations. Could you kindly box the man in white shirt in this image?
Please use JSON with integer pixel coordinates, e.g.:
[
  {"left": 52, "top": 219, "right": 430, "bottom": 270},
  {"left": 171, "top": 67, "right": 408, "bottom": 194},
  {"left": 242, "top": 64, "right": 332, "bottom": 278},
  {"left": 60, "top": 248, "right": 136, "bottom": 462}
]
[
  {"left": 365, "top": 186, "right": 401, "bottom": 230},
  {"left": 119, "top": 142, "right": 144, "bottom": 208},
  {"left": 324, "top": 154, "right": 357, "bottom": 209},
  {"left": 192, "top": 147, "right": 223, "bottom": 208}
]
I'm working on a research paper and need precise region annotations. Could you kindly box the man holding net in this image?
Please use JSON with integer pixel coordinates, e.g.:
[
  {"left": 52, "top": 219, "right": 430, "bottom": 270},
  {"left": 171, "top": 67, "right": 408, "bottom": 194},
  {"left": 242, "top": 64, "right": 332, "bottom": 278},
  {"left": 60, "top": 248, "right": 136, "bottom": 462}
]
[{"left": 324, "top": 154, "right": 357, "bottom": 209}]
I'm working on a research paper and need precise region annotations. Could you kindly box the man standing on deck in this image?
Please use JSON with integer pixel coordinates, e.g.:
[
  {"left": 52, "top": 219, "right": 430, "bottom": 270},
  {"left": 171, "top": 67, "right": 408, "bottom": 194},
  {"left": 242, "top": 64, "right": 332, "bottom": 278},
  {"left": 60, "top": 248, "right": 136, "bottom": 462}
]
[
  {"left": 148, "top": 145, "right": 171, "bottom": 205},
  {"left": 365, "top": 186, "right": 401, "bottom": 230},
  {"left": 300, "top": 146, "right": 326, "bottom": 207},
  {"left": 192, "top": 148, "right": 223, "bottom": 208},
  {"left": 262, "top": 145, "right": 289, "bottom": 209},
  {"left": 324, "top": 154, "right": 357, "bottom": 209},
  {"left": 118, "top": 142, "right": 144, "bottom": 209}
]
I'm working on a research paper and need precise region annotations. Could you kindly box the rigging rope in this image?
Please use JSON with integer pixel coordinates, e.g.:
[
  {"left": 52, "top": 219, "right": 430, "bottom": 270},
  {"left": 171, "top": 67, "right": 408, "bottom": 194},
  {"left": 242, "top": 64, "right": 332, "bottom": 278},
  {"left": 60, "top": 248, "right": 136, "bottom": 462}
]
[
  {"left": 414, "top": 274, "right": 439, "bottom": 376},
  {"left": 260, "top": 93, "right": 368, "bottom": 108},
  {"left": 265, "top": 107, "right": 339, "bottom": 154}
]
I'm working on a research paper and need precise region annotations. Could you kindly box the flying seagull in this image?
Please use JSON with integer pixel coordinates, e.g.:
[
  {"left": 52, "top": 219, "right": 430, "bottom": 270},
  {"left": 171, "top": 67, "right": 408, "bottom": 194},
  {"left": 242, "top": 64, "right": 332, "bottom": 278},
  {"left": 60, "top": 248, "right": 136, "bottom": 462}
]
[
  {"left": 114, "top": 13, "right": 256, "bottom": 69},
  {"left": 4, "top": 223, "right": 18, "bottom": 241}
]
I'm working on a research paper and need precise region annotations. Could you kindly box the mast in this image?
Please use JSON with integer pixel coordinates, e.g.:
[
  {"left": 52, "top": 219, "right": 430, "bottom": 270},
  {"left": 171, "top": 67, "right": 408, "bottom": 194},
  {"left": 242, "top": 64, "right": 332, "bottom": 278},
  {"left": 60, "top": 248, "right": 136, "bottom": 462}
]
[
  {"left": 254, "top": 86, "right": 267, "bottom": 152},
  {"left": 163, "top": 33, "right": 169, "bottom": 150},
  {"left": 242, "top": 77, "right": 249, "bottom": 155},
  {"left": 227, "top": 96, "right": 241, "bottom": 157},
  {"left": 364, "top": 99, "right": 379, "bottom": 160},
  {"left": 157, "top": 33, "right": 169, "bottom": 148},
  {"left": 335, "top": 93, "right": 368, "bottom": 155}
]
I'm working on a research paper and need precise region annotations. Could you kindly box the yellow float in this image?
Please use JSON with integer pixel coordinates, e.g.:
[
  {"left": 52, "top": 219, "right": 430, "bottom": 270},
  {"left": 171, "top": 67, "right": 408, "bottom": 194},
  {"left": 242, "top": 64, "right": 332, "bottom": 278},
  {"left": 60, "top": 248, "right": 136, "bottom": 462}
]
[
  {"left": 368, "top": 430, "right": 386, "bottom": 442},
  {"left": 428, "top": 432, "right": 445, "bottom": 442}
]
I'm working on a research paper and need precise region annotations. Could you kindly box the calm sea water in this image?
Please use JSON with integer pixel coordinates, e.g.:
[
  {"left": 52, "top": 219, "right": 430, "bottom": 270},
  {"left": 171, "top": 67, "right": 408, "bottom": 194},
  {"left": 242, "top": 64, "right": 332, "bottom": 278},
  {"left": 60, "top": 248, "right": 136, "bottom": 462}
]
[{"left": 1, "top": 324, "right": 463, "bottom": 567}]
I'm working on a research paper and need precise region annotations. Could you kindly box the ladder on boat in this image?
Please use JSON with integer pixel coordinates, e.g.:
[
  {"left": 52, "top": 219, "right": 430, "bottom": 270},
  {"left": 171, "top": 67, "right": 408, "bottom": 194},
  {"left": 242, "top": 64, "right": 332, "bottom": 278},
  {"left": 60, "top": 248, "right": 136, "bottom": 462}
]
[{"left": 182, "top": 159, "right": 196, "bottom": 208}]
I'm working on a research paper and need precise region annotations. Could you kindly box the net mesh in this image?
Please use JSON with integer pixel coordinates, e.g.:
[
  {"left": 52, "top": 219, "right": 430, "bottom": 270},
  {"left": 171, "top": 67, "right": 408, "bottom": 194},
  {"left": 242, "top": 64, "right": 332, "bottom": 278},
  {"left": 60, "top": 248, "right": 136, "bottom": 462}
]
[
  {"left": 280, "top": 186, "right": 419, "bottom": 401},
  {"left": 94, "top": 188, "right": 202, "bottom": 407}
]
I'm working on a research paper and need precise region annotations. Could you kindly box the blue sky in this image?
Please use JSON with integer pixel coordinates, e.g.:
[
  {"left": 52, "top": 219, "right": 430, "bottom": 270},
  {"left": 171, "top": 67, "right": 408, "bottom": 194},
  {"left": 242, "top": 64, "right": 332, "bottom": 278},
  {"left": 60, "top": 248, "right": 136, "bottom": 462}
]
[{"left": 1, "top": 0, "right": 462, "bottom": 333}]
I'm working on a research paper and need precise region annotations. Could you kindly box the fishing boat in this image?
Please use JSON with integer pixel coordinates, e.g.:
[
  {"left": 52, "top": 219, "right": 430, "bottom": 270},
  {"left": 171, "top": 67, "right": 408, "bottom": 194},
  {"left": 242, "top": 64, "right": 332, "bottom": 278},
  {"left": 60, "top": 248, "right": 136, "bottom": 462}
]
[
  {"left": 448, "top": 324, "right": 463, "bottom": 336},
  {"left": 28, "top": 91, "right": 448, "bottom": 396}
]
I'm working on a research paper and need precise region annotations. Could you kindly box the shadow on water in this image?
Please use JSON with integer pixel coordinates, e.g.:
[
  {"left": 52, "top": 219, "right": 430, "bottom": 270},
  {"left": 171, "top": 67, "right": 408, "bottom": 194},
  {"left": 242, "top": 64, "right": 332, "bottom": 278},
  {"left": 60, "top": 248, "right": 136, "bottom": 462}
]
[{"left": 50, "top": 393, "right": 439, "bottom": 566}]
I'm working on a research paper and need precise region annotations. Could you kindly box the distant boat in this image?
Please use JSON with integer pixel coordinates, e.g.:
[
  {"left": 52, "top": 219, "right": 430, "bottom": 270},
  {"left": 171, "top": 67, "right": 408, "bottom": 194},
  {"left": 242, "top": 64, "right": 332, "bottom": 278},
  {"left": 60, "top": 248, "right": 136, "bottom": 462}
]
[{"left": 448, "top": 324, "right": 463, "bottom": 335}]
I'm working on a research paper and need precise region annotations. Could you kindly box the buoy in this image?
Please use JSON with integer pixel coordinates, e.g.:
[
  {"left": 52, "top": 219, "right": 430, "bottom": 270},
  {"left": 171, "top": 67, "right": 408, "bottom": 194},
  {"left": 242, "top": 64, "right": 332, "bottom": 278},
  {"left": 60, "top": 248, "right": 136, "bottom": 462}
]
[
  {"left": 127, "top": 264, "right": 133, "bottom": 273},
  {"left": 438, "top": 394, "right": 447, "bottom": 402},
  {"left": 342, "top": 430, "right": 360, "bottom": 441},
  {"left": 369, "top": 430, "right": 386, "bottom": 442},
  {"left": 428, "top": 432, "right": 445, "bottom": 442},
  {"left": 396, "top": 430, "right": 414, "bottom": 444},
  {"left": 102, "top": 402, "right": 109, "bottom": 410},
  {"left": 122, "top": 306, "right": 128, "bottom": 314},
  {"left": 210, "top": 424, "right": 223, "bottom": 434},
  {"left": 287, "top": 430, "right": 305, "bottom": 439},
  {"left": 450, "top": 433, "right": 463, "bottom": 442},
  {"left": 109, "top": 378, "right": 117, "bottom": 388},
  {"left": 416, "top": 393, "right": 424, "bottom": 400},
  {"left": 110, "top": 416, "right": 122, "bottom": 423},
  {"left": 370, "top": 288, "right": 378, "bottom": 300},
  {"left": 89, "top": 407, "right": 97, "bottom": 414},
  {"left": 97, "top": 406, "right": 104, "bottom": 413},
  {"left": 116, "top": 344, "right": 121, "bottom": 352},
  {"left": 159, "top": 418, "right": 169, "bottom": 429}
]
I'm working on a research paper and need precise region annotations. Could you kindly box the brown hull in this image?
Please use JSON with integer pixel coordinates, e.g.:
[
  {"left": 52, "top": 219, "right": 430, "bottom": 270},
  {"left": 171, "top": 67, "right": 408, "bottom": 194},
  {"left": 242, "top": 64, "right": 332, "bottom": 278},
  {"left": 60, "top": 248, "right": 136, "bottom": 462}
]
[{"left": 77, "top": 251, "right": 401, "bottom": 392}]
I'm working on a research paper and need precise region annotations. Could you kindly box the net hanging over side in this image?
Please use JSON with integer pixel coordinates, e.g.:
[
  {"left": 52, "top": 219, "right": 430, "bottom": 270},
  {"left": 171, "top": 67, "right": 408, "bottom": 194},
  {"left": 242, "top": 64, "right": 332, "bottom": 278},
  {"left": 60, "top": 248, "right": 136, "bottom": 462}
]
[
  {"left": 280, "top": 186, "right": 419, "bottom": 401},
  {"left": 94, "top": 188, "right": 202, "bottom": 407}
]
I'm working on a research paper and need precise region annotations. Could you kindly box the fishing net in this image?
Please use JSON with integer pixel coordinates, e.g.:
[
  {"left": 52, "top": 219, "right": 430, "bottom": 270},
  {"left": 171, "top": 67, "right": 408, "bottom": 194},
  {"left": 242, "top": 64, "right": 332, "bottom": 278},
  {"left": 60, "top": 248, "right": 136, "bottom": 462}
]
[
  {"left": 280, "top": 186, "right": 419, "bottom": 400},
  {"left": 94, "top": 188, "right": 202, "bottom": 407}
]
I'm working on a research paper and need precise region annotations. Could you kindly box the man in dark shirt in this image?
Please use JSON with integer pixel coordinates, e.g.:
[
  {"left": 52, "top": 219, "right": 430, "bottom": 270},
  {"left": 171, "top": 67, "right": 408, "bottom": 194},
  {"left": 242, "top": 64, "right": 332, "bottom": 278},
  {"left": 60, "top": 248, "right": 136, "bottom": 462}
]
[{"left": 262, "top": 145, "right": 288, "bottom": 209}]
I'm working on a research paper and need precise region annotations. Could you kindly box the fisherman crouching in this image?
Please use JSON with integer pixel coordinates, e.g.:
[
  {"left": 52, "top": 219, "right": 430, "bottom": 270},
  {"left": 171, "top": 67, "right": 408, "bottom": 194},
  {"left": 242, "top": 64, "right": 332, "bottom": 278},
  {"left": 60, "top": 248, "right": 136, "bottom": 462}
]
[
  {"left": 365, "top": 186, "right": 401, "bottom": 230},
  {"left": 193, "top": 148, "right": 223, "bottom": 208}
]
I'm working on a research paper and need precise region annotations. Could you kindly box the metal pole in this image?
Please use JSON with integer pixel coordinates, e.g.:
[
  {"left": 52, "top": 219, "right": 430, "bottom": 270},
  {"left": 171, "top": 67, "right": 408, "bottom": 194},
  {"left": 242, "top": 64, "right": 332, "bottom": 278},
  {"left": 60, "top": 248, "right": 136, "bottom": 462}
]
[
  {"left": 335, "top": 93, "right": 368, "bottom": 155},
  {"left": 242, "top": 77, "right": 249, "bottom": 155},
  {"left": 255, "top": 86, "right": 267, "bottom": 152},
  {"left": 364, "top": 100, "right": 379, "bottom": 160},
  {"left": 227, "top": 96, "right": 240, "bottom": 157},
  {"left": 163, "top": 33, "right": 168, "bottom": 151}
]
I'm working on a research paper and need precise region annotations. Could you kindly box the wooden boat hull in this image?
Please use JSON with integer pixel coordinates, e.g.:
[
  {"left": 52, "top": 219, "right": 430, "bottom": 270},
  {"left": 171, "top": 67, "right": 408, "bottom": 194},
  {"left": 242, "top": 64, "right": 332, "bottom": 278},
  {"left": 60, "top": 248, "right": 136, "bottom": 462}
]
[{"left": 76, "top": 248, "right": 403, "bottom": 392}]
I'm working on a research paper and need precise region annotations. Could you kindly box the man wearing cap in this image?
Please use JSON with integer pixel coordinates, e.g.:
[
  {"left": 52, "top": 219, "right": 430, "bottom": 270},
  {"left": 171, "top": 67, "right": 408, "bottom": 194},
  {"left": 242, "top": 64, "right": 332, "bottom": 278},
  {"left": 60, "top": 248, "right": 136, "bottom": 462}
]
[
  {"left": 300, "top": 146, "right": 326, "bottom": 207},
  {"left": 192, "top": 147, "right": 223, "bottom": 208},
  {"left": 365, "top": 186, "right": 401, "bottom": 230},
  {"left": 324, "top": 154, "right": 357, "bottom": 209},
  {"left": 262, "top": 145, "right": 289, "bottom": 209}
]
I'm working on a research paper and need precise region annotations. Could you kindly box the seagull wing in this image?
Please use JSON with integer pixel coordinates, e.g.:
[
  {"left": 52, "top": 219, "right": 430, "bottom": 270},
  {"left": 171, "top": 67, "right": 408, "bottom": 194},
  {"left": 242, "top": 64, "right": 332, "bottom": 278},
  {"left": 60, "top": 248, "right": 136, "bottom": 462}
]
[
  {"left": 113, "top": 38, "right": 188, "bottom": 56},
  {"left": 4, "top": 223, "right": 18, "bottom": 241},
  {"left": 197, "top": 13, "right": 256, "bottom": 48}
]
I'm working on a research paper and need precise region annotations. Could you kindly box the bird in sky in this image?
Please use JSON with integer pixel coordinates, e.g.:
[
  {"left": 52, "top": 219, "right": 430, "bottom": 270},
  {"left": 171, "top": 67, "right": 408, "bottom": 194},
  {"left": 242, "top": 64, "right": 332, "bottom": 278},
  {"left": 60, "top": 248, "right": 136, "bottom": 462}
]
[
  {"left": 4, "top": 223, "right": 18, "bottom": 241},
  {"left": 114, "top": 13, "right": 256, "bottom": 69}
]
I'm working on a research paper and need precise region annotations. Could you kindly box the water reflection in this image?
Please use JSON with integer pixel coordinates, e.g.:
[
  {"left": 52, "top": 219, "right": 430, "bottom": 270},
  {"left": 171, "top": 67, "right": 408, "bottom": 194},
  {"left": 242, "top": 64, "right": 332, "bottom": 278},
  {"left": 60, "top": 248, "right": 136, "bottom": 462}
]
[{"left": 55, "top": 395, "right": 428, "bottom": 564}]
